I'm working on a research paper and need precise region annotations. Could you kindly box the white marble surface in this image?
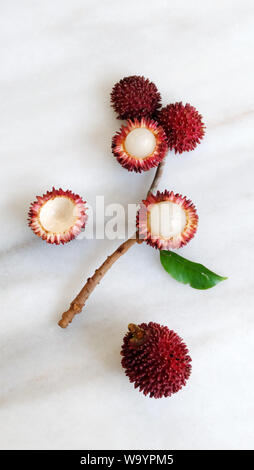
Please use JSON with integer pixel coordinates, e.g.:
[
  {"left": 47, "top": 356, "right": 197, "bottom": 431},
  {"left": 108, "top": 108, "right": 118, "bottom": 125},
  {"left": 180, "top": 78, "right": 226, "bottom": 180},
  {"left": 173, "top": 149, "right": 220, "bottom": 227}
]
[{"left": 1, "top": 0, "right": 254, "bottom": 450}]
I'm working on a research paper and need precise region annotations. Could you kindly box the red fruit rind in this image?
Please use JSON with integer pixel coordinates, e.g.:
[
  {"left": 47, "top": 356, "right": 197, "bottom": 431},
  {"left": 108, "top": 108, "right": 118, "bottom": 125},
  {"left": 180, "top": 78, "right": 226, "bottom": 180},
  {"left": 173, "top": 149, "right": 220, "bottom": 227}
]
[
  {"left": 137, "top": 190, "right": 198, "bottom": 250},
  {"left": 112, "top": 118, "right": 168, "bottom": 173},
  {"left": 121, "top": 322, "right": 192, "bottom": 398},
  {"left": 111, "top": 75, "right": 161, "bottom": 120},
  {"left": 28, "top": 187, "right": 87, "bottom": 245},
  {"left": 157, "top": 102, "right": 205, "bottom": 153}
]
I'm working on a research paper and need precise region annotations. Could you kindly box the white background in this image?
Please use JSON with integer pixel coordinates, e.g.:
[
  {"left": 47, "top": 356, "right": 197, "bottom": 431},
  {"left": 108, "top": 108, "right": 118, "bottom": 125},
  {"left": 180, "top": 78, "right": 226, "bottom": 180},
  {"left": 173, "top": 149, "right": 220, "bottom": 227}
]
[{"left": 1, "top": 0, "right": 253, "bottom": 450}]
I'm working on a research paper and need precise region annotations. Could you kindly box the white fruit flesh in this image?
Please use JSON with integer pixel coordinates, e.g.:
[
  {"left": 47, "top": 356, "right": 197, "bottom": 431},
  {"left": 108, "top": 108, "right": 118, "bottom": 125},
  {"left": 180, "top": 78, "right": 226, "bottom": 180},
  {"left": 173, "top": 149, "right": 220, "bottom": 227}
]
[
  {"left": 148, "top": 201, "right": 186, "bottom": 239},
  {"left": 39, "top": 197, "right": 78, "bottom": 233},
  {"left": 124, "top": 128, "right": 156, "bottom": 158}
]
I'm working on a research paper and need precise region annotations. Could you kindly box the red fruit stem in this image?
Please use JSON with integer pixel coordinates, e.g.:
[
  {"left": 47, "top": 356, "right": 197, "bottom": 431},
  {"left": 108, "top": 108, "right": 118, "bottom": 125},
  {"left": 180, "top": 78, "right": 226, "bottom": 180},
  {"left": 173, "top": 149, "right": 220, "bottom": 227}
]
[{"left": 58, "top": 159, "right": 167, "bottom": 328}]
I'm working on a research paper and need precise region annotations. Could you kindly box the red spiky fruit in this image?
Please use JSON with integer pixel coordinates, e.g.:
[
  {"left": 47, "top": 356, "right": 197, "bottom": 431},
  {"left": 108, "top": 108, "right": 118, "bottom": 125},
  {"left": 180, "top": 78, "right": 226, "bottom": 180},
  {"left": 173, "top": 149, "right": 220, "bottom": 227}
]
[
  {"left": 157, "top": 102, "right": 205, "bottom": 153},
  {"left": 111, "top": 75, "right": 161, "bottom": 120},
  {"left": 28, "top": 188, "right": 87, "bottom": 245},
  {"left": 112, "top": 118, "right": 168, "bottom": 173},
  {"left": 121, "top": 322, "right": 192, "bottom": 398},
  {"left": 137, "top": 190, "right": 198, "bottom": 250}
]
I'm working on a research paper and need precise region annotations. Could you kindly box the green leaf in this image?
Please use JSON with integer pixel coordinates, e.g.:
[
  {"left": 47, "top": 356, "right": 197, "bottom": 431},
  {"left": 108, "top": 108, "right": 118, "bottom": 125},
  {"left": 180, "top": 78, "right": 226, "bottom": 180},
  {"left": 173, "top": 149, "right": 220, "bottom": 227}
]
[{"left": 160, "top": 250, "right": 227, "bottom": 290}]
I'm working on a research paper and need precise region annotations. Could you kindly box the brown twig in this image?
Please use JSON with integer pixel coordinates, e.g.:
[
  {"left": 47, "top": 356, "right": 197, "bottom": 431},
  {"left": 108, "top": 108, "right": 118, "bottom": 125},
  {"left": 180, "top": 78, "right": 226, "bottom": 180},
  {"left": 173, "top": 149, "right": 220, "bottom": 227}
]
[
  {"left": 58, "top": 158, "right": 167, "bottom": 328},
  {"left": 147, "top": 158, "right": 166, "bottom": 196},
  {"left": 58, "top": 237, "right": 138, "bottom": 328}
]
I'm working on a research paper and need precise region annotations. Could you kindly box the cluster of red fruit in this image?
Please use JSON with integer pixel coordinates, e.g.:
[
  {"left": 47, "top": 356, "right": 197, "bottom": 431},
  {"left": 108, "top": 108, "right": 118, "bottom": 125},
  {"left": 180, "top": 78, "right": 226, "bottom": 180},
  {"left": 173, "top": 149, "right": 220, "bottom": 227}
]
[{"left": 111, "top": 75, "right": 205, "bottom": 172}]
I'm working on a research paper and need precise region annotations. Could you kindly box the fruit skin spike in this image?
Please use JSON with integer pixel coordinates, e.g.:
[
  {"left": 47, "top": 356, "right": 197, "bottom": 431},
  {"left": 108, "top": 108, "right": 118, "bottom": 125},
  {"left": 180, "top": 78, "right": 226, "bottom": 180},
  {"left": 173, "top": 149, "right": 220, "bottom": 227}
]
[
  {"left": 28, "top": 187, "right": 87, "bottom": 245},
  {"left": 112, "top": 118, "right": 168, "bottom": 173},
  {"left": 121, "top": 322, "right": 192, "bottom": 398},
  {"left": 157, "top": 102, "right": 205, "bottom": 154},
  {"left": 111, "top": 75, "right": 161, "bottom": 120},
  {"left": 137, "top": 190, "right": 198, "bottom": 250}
]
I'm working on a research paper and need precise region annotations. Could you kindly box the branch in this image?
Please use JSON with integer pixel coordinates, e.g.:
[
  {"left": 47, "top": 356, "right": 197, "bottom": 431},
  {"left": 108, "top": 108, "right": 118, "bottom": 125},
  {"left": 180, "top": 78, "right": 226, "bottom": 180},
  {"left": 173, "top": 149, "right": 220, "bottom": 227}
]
[
  {"left": 58, "top": 158, "right": 167, "bottom": 328},
  {"left": 147, "top": 158, "right": 166, "bottom": 196},
  {"left": 58, "top": 237, "right": 138, "bottom": 328}
]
